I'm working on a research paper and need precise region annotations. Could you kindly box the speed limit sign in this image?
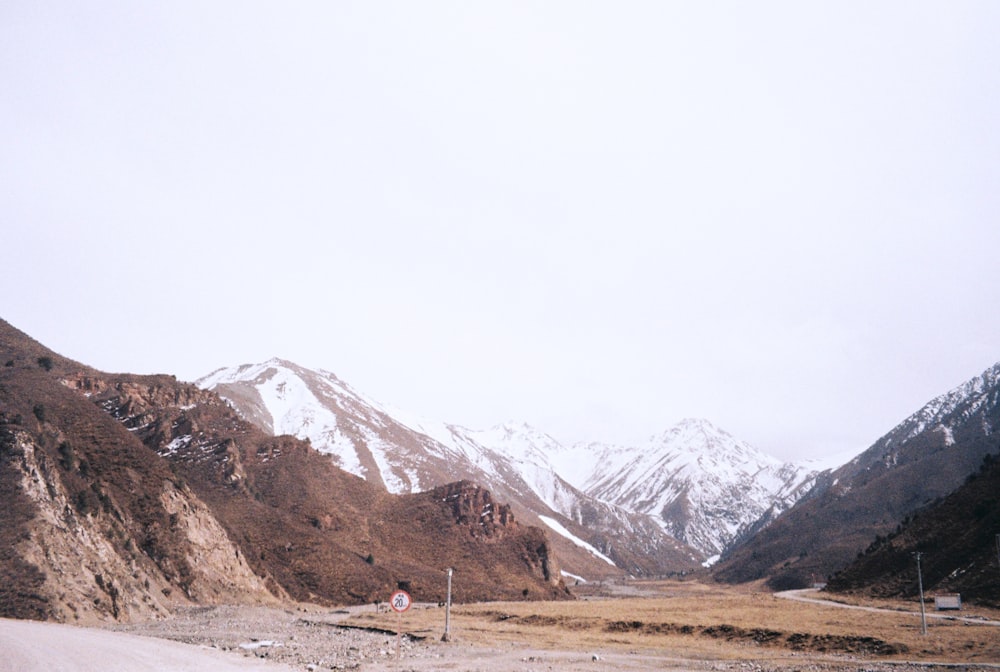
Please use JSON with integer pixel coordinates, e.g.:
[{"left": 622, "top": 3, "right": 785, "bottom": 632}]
[{"left": 390, "top": 589, "right": 412, "bottom": 613}]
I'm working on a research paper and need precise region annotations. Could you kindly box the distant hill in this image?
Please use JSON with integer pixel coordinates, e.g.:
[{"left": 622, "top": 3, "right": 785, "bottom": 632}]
[
  {"left": 825, "top": 452, "right": 1000, "bottom": 607},
  {"left": 0, "top": 319, "right": 567, "bottom": 623},
  {"left": 713, "top": 362, "right": 1000, "bottom": 591}
]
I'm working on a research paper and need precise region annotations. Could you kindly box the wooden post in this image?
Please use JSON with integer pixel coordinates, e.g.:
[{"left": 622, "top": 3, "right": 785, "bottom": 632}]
[{"left": 915, "top": 552, "right": 927, "bottom": 635}]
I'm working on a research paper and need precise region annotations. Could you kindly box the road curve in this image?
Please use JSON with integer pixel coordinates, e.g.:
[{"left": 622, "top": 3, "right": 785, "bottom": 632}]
[{"left": 776, "top": 589, "right": 1000, "bottom": 627}]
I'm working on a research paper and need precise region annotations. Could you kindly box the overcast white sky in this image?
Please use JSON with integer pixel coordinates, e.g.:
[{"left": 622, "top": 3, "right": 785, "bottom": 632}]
[{"left": 3, "top": 2, "right": 999, "bottom": 461}]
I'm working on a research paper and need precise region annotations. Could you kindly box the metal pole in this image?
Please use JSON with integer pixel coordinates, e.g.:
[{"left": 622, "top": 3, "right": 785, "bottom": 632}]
[
  {"left": 442, "top": 567, "right": 453, "bottom": 642},
  {"left": 915, "top": 552, "right": 927, "bottom": 636},
  {"left": 396, "top": 610, "right": 402, "bottom": 660}
]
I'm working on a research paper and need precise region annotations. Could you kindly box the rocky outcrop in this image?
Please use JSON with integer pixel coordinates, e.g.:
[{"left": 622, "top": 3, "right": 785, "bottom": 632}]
[{"left": 435, "top": 481, "right": 518, "bottom": 539}]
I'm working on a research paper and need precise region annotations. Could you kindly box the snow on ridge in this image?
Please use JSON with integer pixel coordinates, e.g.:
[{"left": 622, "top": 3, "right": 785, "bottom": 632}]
[
  {"left": 466, "top": 421, "right": 564, "bottom": 468},
  {"left": 199, "top": 360, "right": 364, "bottom": 477},
  {"left": 895, "top": 362, "right": 1000, "bottom": 443},
  {"left": 196, "top": 357, "right": 288, "bottom": 388}
]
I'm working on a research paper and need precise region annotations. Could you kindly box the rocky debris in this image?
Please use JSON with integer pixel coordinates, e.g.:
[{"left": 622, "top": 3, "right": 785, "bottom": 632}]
[{"left": 106, "top": 605, "right": 427, "bottom": 670}]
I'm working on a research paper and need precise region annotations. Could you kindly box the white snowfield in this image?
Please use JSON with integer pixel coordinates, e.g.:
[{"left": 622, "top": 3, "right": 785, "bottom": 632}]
[{"left": 0, "top": 618, "right": 297, "bottom": 672}]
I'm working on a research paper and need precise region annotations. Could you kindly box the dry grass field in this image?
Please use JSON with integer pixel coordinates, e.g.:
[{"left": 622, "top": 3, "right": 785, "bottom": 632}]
[{"left": 343, "top": 580, "right": 1000, "bottom": 667}]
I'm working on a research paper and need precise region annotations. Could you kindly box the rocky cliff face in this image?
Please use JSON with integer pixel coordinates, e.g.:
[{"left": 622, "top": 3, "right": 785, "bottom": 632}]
[
  {"left": 428, "top": 481, "right": 562, "bottom": 588},
  {"left": 0, "top": 363, "right": 279, "bottom": 624},
  {"left": 435, "top": 481, "right": 518, "bottom": 538}
]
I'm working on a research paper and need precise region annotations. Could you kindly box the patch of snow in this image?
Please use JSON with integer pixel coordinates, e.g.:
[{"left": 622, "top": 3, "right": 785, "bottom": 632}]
[
  {"left": 560, "top": 570, "right": 587, "bottom": 583},
  {"left": 538, "top": 515, "right": 617, "bottom": 567},
  {"left": 162, "top": 435, "right": 191, "bottom": 456},
  {"left": 701, "top": 554, "right": 720, "bottom": 568},
  {"left": 936, "top": 424, "right": 955, "bottom": 446}
]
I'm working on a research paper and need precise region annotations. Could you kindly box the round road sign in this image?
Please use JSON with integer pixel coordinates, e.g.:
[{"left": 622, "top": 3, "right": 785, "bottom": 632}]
[{"left": 389, "top": 589, "right": 412, "bottom": 613}]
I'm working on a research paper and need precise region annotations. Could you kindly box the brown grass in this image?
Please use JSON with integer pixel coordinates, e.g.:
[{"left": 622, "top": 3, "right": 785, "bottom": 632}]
[{"left": 342, "top": 580, "right": 1000, "bottom": 665}]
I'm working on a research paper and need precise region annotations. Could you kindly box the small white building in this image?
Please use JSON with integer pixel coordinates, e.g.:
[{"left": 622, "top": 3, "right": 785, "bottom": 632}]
[{"left": 934, "top": 594, "right": 961, "bottom": 610}]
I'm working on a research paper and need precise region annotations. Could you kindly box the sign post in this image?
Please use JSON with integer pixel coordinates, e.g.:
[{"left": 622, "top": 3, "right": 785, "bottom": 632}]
[
  {"left": 442, "top": 568, "right": 453, "bottom": 642},
  {"left": 389, "top": 589, "right": 412, "bottom": 660}
]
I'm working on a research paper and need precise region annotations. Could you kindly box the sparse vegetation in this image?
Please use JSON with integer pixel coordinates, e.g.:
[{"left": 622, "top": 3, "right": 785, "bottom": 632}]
[
  {"left": 344, "top": 580, "right": 1000, "bottom": 665},
  {"left": 57, "top": 441, "right": 77, "bottom": 471}
]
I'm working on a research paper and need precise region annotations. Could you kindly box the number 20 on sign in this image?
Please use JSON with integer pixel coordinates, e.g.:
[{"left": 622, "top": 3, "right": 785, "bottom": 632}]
[
  {"left": 389, "top": 589, "right": 412, "bottom": 660},
  {"left": 390, "top": 589, "right": 412, "bottom": 613}
]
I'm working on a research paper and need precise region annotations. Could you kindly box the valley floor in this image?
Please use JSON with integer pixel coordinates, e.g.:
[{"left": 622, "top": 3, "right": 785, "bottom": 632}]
[{"left": 3, "top": 581, "right": 999, "bottom": 672}]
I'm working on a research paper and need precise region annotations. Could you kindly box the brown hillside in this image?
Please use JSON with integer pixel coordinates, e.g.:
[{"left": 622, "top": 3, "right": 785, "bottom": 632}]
[{"left": 0, "top": 324, "right": 282, "bottom": 622}]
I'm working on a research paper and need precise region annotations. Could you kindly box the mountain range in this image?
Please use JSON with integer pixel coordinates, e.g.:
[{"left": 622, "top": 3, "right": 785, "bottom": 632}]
[
  {"left": 194, "top": 356, "right": 1000, "bottom": 600},
  {"left": 197, "top": 359, "right": 822, "bottom": 574}
]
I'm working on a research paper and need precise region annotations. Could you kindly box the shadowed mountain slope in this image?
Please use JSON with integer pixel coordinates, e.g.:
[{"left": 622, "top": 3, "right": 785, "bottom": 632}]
[
  {"left": 825, "top": 452, "right": 1000, "bottom": 607},
  {"left": 713, "top": 362, "right": 1000, "bottom": 590}
]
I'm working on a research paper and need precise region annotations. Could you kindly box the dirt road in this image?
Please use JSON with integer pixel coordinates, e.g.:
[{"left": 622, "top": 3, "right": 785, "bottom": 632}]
[{"left": 0, "top": 617, "right": 299, "bottom": 672}]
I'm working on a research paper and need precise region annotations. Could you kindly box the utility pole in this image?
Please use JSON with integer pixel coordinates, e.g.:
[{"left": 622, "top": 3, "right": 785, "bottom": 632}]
[
  {"left": 442, "top": 567, "right": 453, "bottom": 642},
  {"left": 914, "top": 552, "right": 927, "bottom": 636}
]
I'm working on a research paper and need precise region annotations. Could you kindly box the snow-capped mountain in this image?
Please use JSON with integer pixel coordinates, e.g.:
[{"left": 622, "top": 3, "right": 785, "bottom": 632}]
[
  {"left": 197, "top": 359, "right": 703, "bottom": 577},
  {"left": 560, "top": 419, "right": 820, "bottom": 559}
]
